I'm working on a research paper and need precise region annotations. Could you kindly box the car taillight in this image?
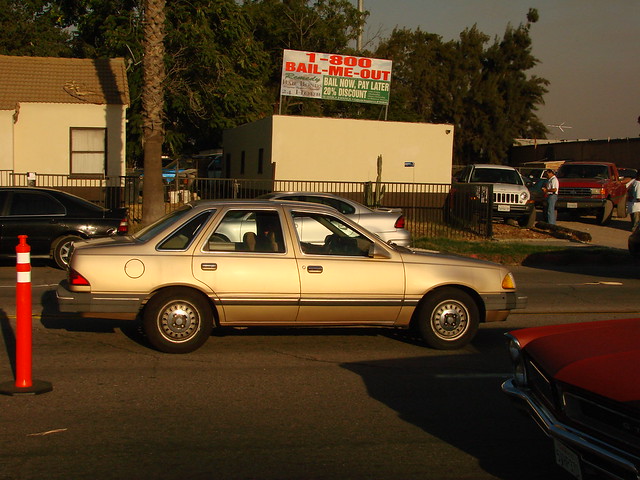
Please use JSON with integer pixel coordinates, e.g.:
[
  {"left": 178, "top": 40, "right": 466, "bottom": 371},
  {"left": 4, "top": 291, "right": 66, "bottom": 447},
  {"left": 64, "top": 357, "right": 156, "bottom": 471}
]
[
  {"left": 69, "top": 269, "right": 90, "bottom": 287},
  {"left": 118, "top": 217, "right": 129, "bottom": 234},
  {"left": 394, "top": 216, "right": 405, "bottom": 229}
]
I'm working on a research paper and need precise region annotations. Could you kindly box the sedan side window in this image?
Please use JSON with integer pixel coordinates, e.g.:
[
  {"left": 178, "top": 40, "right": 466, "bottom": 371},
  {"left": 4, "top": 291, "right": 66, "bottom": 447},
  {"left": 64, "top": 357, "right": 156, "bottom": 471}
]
[
  {"left": 158, "top": 211, "right": 213, "bottom": 251},
  {"left": 9, "top": 192, "right": 65, "bottom": 215},
  {"left": 291, "top": 211, "right": 372, "bottom": 256},
  {"left": 206, "top": 210, "right": 285, "bottom": 253}
]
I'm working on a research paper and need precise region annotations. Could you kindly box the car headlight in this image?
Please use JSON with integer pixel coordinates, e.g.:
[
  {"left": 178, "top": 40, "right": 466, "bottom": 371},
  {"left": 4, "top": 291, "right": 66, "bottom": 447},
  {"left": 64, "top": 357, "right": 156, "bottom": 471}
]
[{"left": 506, "top": 334, "right": 527, "bottom": 386}]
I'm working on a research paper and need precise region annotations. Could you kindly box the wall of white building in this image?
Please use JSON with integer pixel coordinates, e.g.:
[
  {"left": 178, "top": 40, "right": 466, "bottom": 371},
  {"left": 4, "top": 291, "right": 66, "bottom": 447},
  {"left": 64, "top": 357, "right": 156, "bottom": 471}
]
[
  {"left": 7, "top": 102, "right": 126, "bottom": 176},
  {"left": 223, "top": 115, "right": 454, "bottom": 184}
]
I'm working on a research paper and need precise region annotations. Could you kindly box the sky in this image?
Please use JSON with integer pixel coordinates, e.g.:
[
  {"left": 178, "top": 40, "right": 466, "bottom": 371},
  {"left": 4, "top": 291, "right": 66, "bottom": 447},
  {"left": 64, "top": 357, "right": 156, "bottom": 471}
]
[{"left": 359, "top": 0, "right": 639, "bottom": 141}]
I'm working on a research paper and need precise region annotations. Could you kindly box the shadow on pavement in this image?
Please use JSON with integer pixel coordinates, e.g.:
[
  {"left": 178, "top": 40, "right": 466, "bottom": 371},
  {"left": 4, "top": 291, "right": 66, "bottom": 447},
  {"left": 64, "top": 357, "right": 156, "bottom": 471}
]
[
  {"left": 0, "top": 309, "right": 16, "bottom": 378},
  {"left": 341, "top": 326, "right": 568, "bottom": 480},
  {"left": 39, "top": 290, "right": 149, "bottom": 348}
]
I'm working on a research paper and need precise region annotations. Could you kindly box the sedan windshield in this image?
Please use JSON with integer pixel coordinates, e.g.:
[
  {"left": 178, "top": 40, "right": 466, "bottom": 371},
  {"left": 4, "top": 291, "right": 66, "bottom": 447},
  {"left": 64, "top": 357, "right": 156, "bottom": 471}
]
[{"left": 470, "top": 168, "right": 523, "bottom": 185}]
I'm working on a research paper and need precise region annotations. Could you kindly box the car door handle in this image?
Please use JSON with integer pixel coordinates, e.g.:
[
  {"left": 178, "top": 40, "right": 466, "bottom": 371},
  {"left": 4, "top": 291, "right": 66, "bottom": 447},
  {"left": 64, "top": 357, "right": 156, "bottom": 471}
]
[
  {"left": 306, "top": 265, "right": 323, "bottom": 274},
  {"left": 201, "top": 263, "right": 217, "bottom": 271}
]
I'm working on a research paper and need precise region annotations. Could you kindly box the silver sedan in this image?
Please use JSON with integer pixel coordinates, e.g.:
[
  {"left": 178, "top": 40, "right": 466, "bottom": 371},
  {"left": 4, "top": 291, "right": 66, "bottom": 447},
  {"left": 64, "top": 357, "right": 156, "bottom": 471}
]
[{"left": 259, "top": 192, "right": 411, "bottom": 246}]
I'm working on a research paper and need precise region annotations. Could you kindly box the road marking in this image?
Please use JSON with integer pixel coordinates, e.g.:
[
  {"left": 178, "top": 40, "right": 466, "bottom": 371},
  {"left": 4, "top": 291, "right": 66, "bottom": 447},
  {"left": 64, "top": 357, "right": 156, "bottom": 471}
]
[{"left": 27, "top": 428, "right": 67, "bottom": 437}]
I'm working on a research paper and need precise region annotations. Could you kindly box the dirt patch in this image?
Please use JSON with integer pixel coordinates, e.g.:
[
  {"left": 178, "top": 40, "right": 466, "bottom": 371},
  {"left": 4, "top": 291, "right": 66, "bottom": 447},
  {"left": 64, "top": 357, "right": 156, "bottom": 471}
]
[{"left": 491, "top": 222, "right": 558, "bottom": 241}]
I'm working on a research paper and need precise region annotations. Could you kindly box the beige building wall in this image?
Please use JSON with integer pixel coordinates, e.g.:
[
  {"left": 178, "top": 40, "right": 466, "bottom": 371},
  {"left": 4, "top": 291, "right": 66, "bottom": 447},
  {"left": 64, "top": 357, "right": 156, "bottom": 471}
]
[
  {"left": 0, "top": 110, "right": 12, "bottom": 170},
  {"left": 223, "top": 115, "right": 454, "bottom": 184},
  {"left": 10, "top": 103, "right": 126, "bottom": 176}
]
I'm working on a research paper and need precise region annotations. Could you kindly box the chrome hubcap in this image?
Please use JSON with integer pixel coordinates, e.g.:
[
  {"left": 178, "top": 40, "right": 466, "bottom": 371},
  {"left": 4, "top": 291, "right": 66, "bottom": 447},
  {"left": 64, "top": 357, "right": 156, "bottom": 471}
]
[
  {"left": 159, "top": 302, "right": 199, "bottom": 342},
  {"left": 431, "top": 300, "right": 469, "bottom": 340}
]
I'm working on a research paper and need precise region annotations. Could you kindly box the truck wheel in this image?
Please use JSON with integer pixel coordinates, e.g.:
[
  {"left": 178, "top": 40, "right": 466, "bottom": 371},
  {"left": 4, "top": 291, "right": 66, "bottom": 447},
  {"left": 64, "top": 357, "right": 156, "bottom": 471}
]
[
  {"left": 616, "top": 193, "right": 627, "bottom": 218},
  {"left": 417, "top": 288, "right": 479, "bottom": 350},
  {"left": 143, "top": 288, "right": 213, "bottom": 353},
  {"left": 597, "top": 200, "right": 614, "bottom": 225}
]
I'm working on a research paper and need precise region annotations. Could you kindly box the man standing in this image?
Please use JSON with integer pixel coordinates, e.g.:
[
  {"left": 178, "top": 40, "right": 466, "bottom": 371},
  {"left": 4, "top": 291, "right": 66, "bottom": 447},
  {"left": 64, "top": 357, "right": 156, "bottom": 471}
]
[
  {"left": 542, "top": 169, "right": 559, "bottom": 224},
  {"left": 627, "top": 171, "right": 640, "bottom": 230}
]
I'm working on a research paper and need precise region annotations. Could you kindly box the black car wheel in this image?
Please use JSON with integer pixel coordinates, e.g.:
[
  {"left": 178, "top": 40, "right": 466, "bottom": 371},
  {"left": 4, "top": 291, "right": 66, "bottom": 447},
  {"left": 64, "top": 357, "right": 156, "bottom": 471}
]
[
  {"left": 417, "top": 288, "right": 479, "bottom": 350},
  {"left": 52, "top": 235, "right": 82, "bottom": 269},
  {"left": 143, "top": 288, "right": 213, "bottom": 354},
  {"left": 597, "top": 199, "right": 614, "bottom": 225}
]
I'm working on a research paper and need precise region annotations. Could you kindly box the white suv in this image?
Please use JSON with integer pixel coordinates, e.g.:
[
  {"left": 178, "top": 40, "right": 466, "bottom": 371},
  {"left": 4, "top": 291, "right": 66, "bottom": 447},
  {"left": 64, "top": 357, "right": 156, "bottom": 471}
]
[{"left": 454, "top": 164, "right": 536, "bottom": 227}]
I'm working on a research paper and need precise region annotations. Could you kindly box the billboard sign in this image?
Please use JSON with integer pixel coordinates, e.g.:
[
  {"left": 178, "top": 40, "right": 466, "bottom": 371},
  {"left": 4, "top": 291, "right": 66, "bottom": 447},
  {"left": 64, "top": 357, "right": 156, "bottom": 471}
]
[{"left": 280, "top": 49, "right": 392, "bottom": 106}]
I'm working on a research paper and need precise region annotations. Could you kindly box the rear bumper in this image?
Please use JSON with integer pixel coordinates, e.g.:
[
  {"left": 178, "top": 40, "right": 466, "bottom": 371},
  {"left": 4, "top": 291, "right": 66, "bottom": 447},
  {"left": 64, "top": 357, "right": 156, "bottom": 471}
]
[
  {"left": 56, "top": 281, "right": 144, "bottom": 314},
  {"left": 502, "top": 378, "right": 639, "bottom": 480}
]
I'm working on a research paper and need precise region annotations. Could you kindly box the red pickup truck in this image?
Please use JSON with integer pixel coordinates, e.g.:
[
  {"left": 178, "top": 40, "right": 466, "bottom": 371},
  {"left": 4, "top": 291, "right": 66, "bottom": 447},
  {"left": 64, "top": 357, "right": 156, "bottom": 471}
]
[{"left": 556, "top": 161, "right": 627, "bottom": 225}]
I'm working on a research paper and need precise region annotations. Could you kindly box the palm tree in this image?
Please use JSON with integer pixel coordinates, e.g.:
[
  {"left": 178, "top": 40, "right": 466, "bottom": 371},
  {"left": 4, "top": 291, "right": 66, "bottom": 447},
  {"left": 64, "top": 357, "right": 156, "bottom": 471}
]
[{"left": 141, "top": 0, "right": 166, "bottom": 225}]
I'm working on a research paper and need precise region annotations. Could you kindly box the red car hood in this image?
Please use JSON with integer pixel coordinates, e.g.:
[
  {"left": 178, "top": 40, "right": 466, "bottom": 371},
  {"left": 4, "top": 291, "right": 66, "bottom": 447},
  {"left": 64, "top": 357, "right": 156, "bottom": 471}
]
[{"left": 511, "top": 318, "right": 640, "bottom": 406}]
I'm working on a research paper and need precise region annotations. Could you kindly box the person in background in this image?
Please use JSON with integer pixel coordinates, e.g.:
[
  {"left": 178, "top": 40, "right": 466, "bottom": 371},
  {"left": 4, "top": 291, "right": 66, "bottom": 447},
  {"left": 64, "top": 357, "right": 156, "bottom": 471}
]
[
  {"left": 627, "top": 171, "right": 640, "bottom": 230},
  {"left": 542, "top": 169, "right": 559, "bottom": 225}
]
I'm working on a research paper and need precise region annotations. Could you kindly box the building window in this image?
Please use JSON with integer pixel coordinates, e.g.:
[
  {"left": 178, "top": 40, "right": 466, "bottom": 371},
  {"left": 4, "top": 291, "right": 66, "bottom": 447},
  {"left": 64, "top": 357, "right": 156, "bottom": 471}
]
[
  {"left": 70, "top": 128, "right": 106, "bottom": 176},
  {"left": 240, "top": 151, "right": 245, "bottom": 175},
  {"left": 225, "top": 153, "right": 231, "bottom": 178},
  {"left": 258, "top": 148, "right": 264, "bottom": 174}
]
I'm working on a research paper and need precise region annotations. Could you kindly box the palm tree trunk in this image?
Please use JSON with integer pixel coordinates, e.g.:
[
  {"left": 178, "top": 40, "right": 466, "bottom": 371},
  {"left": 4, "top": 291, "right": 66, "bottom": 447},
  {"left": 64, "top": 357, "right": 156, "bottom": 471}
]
[{"left": 141, "top": 0, "right": 167, "bottom": 225}]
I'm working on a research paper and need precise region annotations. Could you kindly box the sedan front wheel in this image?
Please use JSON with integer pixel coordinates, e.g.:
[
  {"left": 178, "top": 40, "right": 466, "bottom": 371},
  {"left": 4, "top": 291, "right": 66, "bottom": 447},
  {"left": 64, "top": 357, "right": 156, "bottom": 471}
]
[
  {"left": 143, "top": 288, "right": 213, "bottom": 354},
  {"left": 417, "top": 288, "right": 479, "bottom": 350}
]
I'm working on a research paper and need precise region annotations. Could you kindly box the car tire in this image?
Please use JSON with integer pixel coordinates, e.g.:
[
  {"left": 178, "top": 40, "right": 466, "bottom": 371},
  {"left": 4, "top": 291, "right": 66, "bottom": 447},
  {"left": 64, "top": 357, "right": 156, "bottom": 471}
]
[
  {"left": 52, "top": 234, "right": 82, "bottom": 269},
  {"left": 143, "top": 288, "right": 214, "bottom": 354},
  {"left": 616, "top": 194, "right": 627, "bottom": 218},
  {"left": 417, "top": 288, "right": 479, "bottom": 350},
  {"left": 597, "top": 199, "right": 614, "bottom": 225},
  {"left": 518, "top": 209, "right": 536, "bottom": 228}
]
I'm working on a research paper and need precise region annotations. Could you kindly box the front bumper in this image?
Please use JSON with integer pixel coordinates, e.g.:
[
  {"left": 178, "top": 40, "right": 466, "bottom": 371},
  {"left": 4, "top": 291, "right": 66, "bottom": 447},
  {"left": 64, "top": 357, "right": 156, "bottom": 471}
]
[
  {"left": 56, "top": 281, "right": 144, "bottom": 314},
  {"left": 482, "top": 292, "right": 527, "bottom": 322},
  {"left": 557, "top": 198, "right": 607, "bottom": 210},
  {"left": 502, "top": 378, "right": 640, "bottom": 480},
  {"left": 491, "top": 203, "right": 535, "bottom": 218}
]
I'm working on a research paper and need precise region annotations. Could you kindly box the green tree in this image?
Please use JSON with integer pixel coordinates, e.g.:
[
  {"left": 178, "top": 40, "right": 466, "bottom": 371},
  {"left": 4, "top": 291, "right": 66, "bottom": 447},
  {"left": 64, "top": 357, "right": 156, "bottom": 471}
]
[
  {"left": 0, "top": 0, "right": 71, "bottom": 56},
  {"left": 243, "top": 0, "right": 366, "bottom": 117},
  {"left": 375, "top": 11, "right": 548, "bottom": 165}
]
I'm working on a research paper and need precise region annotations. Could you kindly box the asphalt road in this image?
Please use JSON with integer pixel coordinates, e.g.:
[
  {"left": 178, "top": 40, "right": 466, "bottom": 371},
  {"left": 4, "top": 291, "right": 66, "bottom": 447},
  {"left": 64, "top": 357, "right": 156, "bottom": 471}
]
[{"left": 0, "top": 258, "right": 638, "bottom": 480}]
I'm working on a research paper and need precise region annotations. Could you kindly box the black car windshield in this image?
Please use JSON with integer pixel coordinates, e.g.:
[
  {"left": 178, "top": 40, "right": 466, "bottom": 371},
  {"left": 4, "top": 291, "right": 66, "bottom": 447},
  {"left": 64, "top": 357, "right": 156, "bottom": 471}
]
[
  {"left": 133, "top": 205, "right": 193, "bottom": 241},
  {"left": 470, "top": 168, "right": 523, "bottom": 185}
]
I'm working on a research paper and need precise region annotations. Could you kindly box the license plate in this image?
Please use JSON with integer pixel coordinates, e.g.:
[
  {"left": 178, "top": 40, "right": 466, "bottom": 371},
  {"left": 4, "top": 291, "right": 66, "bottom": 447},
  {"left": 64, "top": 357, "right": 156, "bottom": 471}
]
[
  {"left": 554, "top": 439, "right": 582, "bottom": 480},
  {"left": 567, "top": 202, "right": 578, "bottom": 209},
  {"left": 497, "top": 205, "right": 511, "bottom": 212}
]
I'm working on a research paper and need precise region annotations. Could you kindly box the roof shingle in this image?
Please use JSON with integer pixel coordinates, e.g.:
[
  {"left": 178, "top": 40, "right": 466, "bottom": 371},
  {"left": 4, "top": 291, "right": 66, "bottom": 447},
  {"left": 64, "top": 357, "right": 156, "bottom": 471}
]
[{"left": 0, "top": 55, "right": 130, "bottom": 110}]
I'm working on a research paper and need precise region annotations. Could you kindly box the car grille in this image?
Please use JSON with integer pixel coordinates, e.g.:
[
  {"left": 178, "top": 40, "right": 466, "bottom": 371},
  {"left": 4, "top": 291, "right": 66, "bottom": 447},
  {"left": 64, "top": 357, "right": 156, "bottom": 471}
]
[
  {"left": 525, "top": 359, "right": 556, "bottom": 409},
  {"left": 559, "top": 187, "right": 592, "bottom": 197},
  {"left": 494, "top": 192, "right": 522, "bottom": 204},
  {"left": 564, "top": 392, "right": 640, "bottom": 451}
]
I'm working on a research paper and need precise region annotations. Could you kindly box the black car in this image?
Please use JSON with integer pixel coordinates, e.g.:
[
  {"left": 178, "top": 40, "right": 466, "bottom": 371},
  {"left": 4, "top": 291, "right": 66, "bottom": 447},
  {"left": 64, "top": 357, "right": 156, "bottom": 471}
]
[{"left": 0, "top": 187, "right": 128, "bottom": 268}]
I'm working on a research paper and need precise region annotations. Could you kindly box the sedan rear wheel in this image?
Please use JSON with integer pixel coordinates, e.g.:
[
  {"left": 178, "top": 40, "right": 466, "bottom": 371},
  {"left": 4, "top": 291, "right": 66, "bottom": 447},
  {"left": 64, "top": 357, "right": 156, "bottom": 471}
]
[
  {"left": 143, "top": 288, "right": 213, "bottom": 354},
  {"left": 417, "top": 288, "right": 479, "bottom": 350}
]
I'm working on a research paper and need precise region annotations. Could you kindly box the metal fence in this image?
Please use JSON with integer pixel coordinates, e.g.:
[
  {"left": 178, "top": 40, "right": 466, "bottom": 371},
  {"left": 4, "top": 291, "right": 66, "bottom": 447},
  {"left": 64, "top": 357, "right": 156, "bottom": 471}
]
[{"left": 0, "top": 171, "right": 493, "bottom": 240}]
